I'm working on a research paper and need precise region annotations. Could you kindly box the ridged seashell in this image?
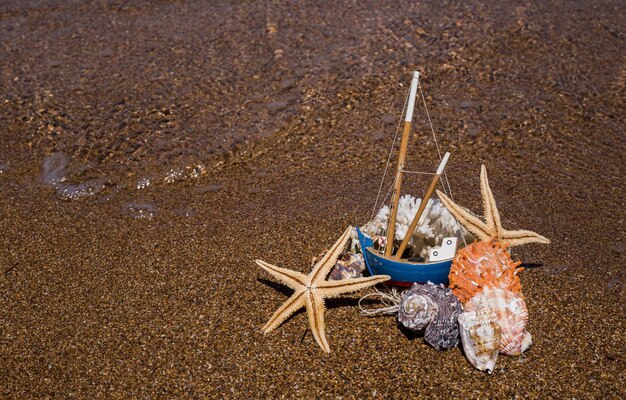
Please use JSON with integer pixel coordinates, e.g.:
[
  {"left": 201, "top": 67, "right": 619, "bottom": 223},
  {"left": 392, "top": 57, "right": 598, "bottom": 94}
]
[
  {"left": 398, "top": 290, "right": 438, "bottom": 331},
  {"left": 398, "top": 282, "right": 463, "bottom": 351},
  {"left": 449, "top": 239, "right": 524, "bottom": 304},
  {"left": 329, "top": 252, "right": 366, "bottom": 280},
  {"left": 458, "top": 298, "right": 502, "bottom": 374},
  {"left": 465, "top": 288, "right": 532, "bottom": 356}
]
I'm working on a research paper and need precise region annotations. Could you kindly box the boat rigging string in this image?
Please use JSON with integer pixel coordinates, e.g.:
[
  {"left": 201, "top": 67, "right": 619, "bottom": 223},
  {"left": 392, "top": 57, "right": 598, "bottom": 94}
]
[
  {"left": 369, "top": 77, "right": 468, "bottom": 250},
  {"left": 369, "top": 85, "right": 409, "bottom": 222}
]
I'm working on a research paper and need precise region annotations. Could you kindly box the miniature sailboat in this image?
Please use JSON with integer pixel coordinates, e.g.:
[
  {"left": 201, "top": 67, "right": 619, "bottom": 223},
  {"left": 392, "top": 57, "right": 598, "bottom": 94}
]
[{"left": 357, "top": 71, "right": 461, "bottom": 286}]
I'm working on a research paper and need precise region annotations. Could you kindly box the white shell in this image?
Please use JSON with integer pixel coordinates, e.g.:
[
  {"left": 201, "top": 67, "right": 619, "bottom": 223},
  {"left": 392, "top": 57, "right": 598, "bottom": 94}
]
[
  {"left": 465, "top": 288, "right": 532, "bottom": 356},
  {"left": 458, "top": 298, "right": 501, "bottom": 374}
]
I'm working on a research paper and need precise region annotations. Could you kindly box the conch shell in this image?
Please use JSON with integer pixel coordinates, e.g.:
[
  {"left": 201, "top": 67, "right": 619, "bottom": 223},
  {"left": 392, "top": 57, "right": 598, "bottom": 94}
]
[
  {"left": 458, "top": 297, "right": 501, "bottom": 374},
  {"left": 449, "top": 239, "right": 524, "bottom": 303},
  {"left": 465, "top": 288, "right": 532, "bottom": 356},
  {"left": 398, "top": 282, "right": 463, "bottom": 351}
]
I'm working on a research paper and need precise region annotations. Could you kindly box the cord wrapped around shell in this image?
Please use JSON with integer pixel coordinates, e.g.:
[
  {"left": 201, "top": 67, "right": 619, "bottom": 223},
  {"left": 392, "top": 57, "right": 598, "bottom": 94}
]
[
  {"left": 458, "top": 297, "right": 502, "bottom": 374},
  {"left": 465, "top": 287, "right": 532, "bottom": 356},
  {"left": 449, "top": 239, "right": 524, "bottom": 304},
  {"left": 397, "top": 282, "right": 463, "bottom": 351}
]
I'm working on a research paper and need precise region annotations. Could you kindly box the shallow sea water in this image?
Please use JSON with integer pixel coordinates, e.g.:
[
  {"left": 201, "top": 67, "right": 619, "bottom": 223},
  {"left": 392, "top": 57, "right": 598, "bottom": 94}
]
[{"left": 0, "top": 1, "right": 624, "bottom": 398}]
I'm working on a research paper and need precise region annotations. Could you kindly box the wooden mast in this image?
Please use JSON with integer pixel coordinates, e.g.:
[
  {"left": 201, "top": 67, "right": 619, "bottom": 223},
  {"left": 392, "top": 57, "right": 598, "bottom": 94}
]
[
  {"left": 394, "top": 152, "right": 450, "bottom": 259},
  {"left": 384, "top": 71, "right": 420, "bottom": 257}
]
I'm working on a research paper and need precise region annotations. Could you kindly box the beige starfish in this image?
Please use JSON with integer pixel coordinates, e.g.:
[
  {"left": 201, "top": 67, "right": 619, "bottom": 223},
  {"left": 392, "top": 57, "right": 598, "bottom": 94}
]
[
  {"left": 436, "top": 164, "right": 550, "bottom": 247},
  {"left": 256, "top": 227, "right": 390, "bottom": 353}
]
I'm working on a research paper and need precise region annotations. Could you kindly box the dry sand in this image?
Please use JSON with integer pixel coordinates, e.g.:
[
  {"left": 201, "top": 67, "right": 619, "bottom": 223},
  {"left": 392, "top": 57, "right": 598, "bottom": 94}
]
[{"left": 0, "top": 1, "right": 624, "bottom": 398}]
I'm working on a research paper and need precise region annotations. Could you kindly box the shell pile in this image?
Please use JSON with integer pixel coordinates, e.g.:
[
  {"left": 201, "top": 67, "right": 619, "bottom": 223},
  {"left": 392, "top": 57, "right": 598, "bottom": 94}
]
[
  {"left": 356, "top": 162, "right": 550, "bottom": 373},
  {"left": 451, "top": 243, "right": 534, "bottom": 373},
  {"left": 449, "top": 239, "right": 524, "bottom": 304},
  {"left": 397, "top": 282, "right": 463, "bottom": 351}
]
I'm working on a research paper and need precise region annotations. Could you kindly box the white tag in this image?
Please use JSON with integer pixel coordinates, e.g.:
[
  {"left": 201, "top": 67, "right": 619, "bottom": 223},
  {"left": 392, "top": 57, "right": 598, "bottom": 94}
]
[{"left": 429, "top": 237, "right": 457, "bottom": 261}]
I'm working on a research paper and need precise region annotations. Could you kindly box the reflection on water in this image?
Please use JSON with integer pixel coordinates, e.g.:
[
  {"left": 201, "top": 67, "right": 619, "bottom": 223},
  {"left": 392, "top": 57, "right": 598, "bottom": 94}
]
[
  {"left": 135, "top": 176, "right": 153, "bottom": 190},
  {"left": 123, "top": 201, "right": 157, "bottom": 219},
  {"left": 39, "top": 151, "right": 209, "bottom": 202},
  {"left": 40, "top": 152, "right": 106, "bottom": 201}
]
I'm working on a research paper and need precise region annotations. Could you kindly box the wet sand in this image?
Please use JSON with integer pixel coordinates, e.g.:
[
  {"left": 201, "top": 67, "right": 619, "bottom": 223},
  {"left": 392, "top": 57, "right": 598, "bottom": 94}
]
[{"left": 1, "top": 1, "right": 625, "bottom": 398}]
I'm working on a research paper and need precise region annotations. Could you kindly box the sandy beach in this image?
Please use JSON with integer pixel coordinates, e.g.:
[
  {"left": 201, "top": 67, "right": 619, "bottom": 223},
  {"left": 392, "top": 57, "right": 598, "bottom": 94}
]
[{"left": 1, "top": 1, "right": 624, "bottom": 398}]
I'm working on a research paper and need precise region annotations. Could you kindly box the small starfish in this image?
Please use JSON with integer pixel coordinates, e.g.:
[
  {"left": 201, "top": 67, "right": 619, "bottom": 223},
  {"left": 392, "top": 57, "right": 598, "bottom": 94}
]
[
  {"left": 436, "top": 164, "right": 550, "bottom": 247},
  {"left": 256, "top": 227, "right": 390, "bottom": 353}
]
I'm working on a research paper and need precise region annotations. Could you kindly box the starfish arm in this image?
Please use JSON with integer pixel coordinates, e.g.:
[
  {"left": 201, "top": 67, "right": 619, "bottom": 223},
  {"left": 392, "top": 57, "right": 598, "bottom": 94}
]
[
  {"left": 480, "top": 164, "right": 503, "bottom": 235},
  {"left": 500, "top": 229, "right": 551, "bottom": 247},
  {"left": 309, "top": 226, "right": 353, "bottom": 284},
  {"left": 256, "top": 259, "right": 308, "bottom": 290},
  {"left": 305, "top": 291, "right": 330, "bottom": 353},
  {"left": 262, "top": 289, "right": 307, "bottom": 333},
  {"left": 436, "top": 190, "right": 492, "bottom": 241},
  {"left": 317, "top": 275, "right": 391, "bottom": 298}
]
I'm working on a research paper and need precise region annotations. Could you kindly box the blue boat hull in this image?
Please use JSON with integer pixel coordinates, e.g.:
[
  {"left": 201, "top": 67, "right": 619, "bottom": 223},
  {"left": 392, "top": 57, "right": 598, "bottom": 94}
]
[{"left": 356, "top": 227, "right": 452, "bottom": 286}]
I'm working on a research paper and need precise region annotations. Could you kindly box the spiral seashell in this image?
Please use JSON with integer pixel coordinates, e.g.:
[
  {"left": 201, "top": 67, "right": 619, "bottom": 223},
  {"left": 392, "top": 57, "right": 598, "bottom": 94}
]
[
  {"left": 449, "top": 239, "right": 524, "bottom": 304},
  {"left": 458, "top": 297, "right": 501, "bottom": 374},
  {"left": 397, "top": 282, "right": 463, "bottom": 351},
  {"left": 465, "top": 288, "right": 532, "bottom": 356},
  {"left": 328, "top": 252, "right": 366, "bottom": 280},
  {"left": 398, "top": 290, "right": 438, "bottom": 331}
]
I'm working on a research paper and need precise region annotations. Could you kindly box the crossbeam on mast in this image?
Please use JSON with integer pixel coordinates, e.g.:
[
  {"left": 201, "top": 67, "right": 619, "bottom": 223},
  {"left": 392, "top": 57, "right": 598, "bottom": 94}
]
[{"left": 394, "top": 152, "right": 450, "bottom": 259}]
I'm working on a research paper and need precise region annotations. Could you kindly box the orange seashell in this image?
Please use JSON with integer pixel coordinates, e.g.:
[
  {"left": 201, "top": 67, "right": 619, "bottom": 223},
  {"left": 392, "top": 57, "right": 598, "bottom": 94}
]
[{"left": 448, "top": 239, "right": 524, "bottom": 304}]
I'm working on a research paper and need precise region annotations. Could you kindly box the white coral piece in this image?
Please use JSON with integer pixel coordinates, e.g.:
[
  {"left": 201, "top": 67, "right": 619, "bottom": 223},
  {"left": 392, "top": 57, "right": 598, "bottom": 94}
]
[{"left": 361, "top": 195, "right": 473, "bottom": 260}]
